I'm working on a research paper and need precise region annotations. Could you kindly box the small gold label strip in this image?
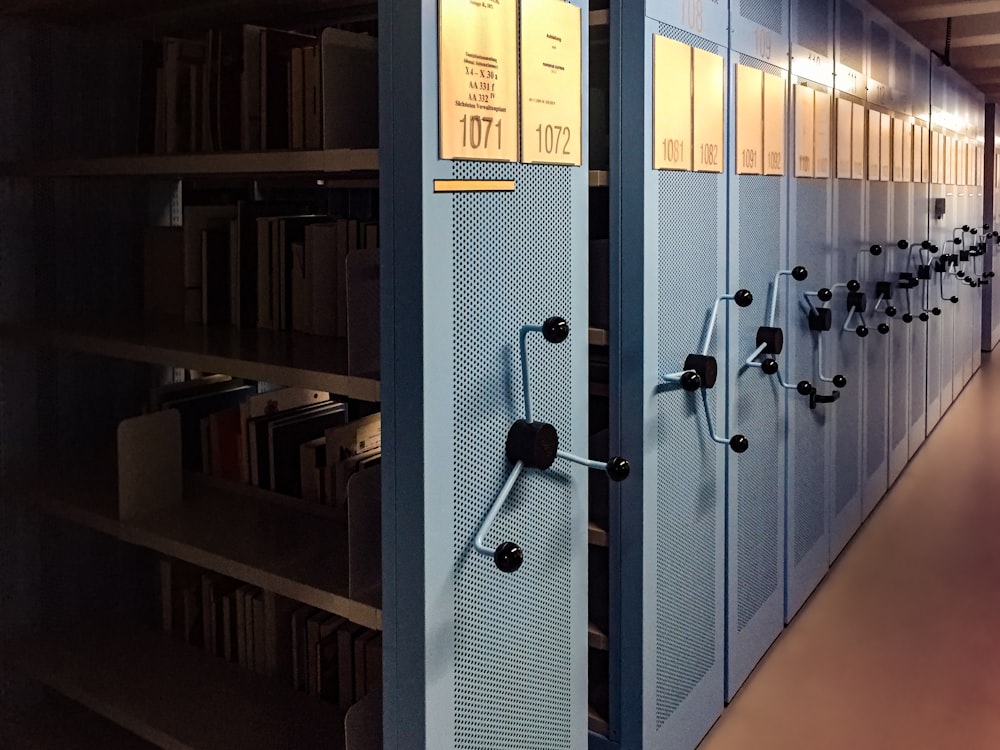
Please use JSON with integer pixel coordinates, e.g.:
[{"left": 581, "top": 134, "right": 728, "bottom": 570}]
[{"left": 433, "top": 179, "right": 516, "bottom": 192}]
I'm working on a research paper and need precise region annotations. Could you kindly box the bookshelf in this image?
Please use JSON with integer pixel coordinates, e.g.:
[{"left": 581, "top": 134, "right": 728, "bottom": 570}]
[
  {"left": 0, "top": 317, "right": 380, "bottom": 402},
  {"left": 3, "top": 626, "right": 347, "bottom": 750},
  {"left": 25, "top": 466, "right": 381, "bottom": 630}
]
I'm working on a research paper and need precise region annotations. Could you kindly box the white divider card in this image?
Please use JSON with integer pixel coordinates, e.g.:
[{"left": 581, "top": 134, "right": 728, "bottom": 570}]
[
  {"left": 879, "top": 112, "right": 891, "bottom": 181},
  {"left": 959, "top": 140, "right": 967, "bottom": 185},
  {"left": 901, "top": 120, "right": 912, "bottom": 183},
  {"left": 736, "top": 65, "right": 764, "bottom": 175},
  {"left": 520, "top": 0, "right": 582, "bottom": 165},
  {"left": 868, "top": 109, "right": 880, "bottom": 180},
  {"left": 836, "top": 96, "right": 852, "bottom": 178},
  {"left": 892, "top": 118, "right": 903, "bottom": 182},
  {"left": 978, "top": 146, "right": 984, "bottom": 186},
  {"left": 763, "top": 72, "right": 785, "bottom": 175},
  {"left": 967, "top": 141, "right": 975, "bottom": 186},
  {"left": 653, "top": 35, "right": 692, "bottom": 170},
  {"left": 947, "top": 135, "right": 955, "bottom": 185},
  {"left": 794, "top": 85, "right": 815, "bottom": 177},
  {"left": 692, "top": 48, "right": 724, "bottom": 173},
  {"left": 814, "top": 90, "right": 831, "bottom": 178},
  {"left": 439, "top": 0, "right": 519, "bottom": 161}
]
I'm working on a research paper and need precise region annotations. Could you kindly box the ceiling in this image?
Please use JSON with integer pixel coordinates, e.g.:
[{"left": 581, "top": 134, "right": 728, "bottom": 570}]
[{"left": 870, "top": 0, "right": 1000, "bottom": 102}]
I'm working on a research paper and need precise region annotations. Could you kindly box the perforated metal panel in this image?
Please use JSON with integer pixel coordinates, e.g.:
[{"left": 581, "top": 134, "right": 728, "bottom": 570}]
[
  {"left": 655, "top": 170, "right": 721, "bottom": 726},
  {"left": 788, "top": 181, "right": 829, "bottom": 568},
  {"left": 888, "top": 181, "right": 911, "bottom": 478},
  {"left": 797, "top": 0, "right": 831, "bottom": 58},
  {"left": 838, "top": 2, "right": 865, "bottom": 73},
  {"left": 831, "top": 177, "right": 864, "bottom": 555},
  {"left": 735, "top": 173, "right": 781, "bottom": 631},
  {"left": 740, "top": 0, "right": 783, "bottom": 34},
  {"left": 450, "top": 161, "right": 576, "bottom": 750},
  {"left": 863, "top": 181, "right": 890, "bottom": 517}
]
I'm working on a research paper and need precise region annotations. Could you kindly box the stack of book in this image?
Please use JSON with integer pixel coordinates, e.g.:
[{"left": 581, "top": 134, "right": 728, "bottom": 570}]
[
  {"left": 138, "top": 26, "right": 378, "bottom": 154},
  {"left": 159, "top": 558, "right": 382, "bottom": 709},
  {"left": 149, "top": 375, "right": 381, "bottom": 507}
]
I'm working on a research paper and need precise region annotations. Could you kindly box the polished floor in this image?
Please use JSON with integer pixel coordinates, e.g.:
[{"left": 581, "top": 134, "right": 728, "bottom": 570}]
[{"left": 699, "top": 352, "right": 1000, "bottom": 750}]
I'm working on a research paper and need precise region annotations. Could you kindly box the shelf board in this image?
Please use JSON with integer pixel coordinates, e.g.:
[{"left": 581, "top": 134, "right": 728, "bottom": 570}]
[
  {"left": 0, "top": 694, "right": 157, "bottom": 750},
  {"left": 0, "top": 316, "right": 380, "bottom": 402},
  {"left": 30, "top": 468, "right": 382, "bottom": 631},
  {"left": 588, "top": 521, "right": 609, "bottom": 547},
  {"left": 588, "top": 327, "right": 609, "bottom": 346},
  {"left": 3, "top": 625, "right": 347, "bottom": 750},
  {"left": 0, "top": 149, "right": 378, "bottom": 179},
  {"left": 588, "top": 622, "right": 609, "bottom": 651},
  {"left": 589, "top": 170, "right": 609, "bottom": 188}
]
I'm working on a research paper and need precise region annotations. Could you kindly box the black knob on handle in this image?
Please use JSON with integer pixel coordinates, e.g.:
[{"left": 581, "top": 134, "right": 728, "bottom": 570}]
[
  {"left": 922, "top": 240, "right": 932, "bottom": 249},
  {"left": 494, "top": 542, "right": 524, "bottom": 573},
  {"left": 792, "top": 266, "right": 808, "bottom": 281},
  {"left": 902, "top": 313, "right": 913, "bottom": 323},
  {"left": 950, "top": 296, "right": 959, "bottom": 304},
  {"left": 963, "top": 224, "right": 971, "bottom": 232},
  {"left": 886, "top": 306, "right": 897, "bottom": 317},
  {"left": 680, "top": 371, "right": 702, "bottom": 392},
  {"left": 833, "top": 374, "right": 848, "bottom": 388},
  {"left": 729, "top": 435, "right": 749, "bottom": 453},
  {"left": 878, "top": 323, "right": 890, "bottom": 335},
  {"left": 606, "top": 457, "right": 630, "bottom": 482},
  {"left": 734, "top": 289, "right": 753, "bottom": 307},
  {"left": 983, "top": 224, "right": 991, "bottom": 231},
  {"left": 919, "top": 313, "right": 929, "bottom": 322},
  {"left": 818, "top": 288, "right": 833, "bottom": 302},
  {"left": 856, "top": 325, "right": 869, "bottom": 337},
  {"left": 953, "top": 237, "right": 962, "bottom": 246},
  {"left": 847, "top": 280, "right": 861, "bottom": 292},
  {"left": 971, "top": 227, "right": 978, "bottom": 235},
  {"left": 958, "top": 271, "right": 966, "bottom": 278},
  {"left": 932, "top": 307, "right": 941, "bottom": 316},
  {"left": 870, "top": 244, "right": 883, "bottom": 256},
  {"left": 761, "top": 358, "right": 779, "bottom": 375},
  {"left": 543, "top": 317, "right": 570, "bottom": 343},
  {"left": 797, "top": 380, "right": 813, "bottom": 396},
  {"left": 897, "top": 240, "right": 910, "bottom": 249}
]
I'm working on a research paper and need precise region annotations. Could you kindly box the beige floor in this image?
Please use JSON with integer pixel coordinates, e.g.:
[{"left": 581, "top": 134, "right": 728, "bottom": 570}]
[{"left": 698, "top": 352, "right": 1000, "bottom": 750}]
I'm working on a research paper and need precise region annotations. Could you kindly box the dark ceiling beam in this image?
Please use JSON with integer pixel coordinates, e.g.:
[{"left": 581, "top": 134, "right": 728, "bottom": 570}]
[{"left": 893, "top": 0, "right": 1000, "bottom": 23}]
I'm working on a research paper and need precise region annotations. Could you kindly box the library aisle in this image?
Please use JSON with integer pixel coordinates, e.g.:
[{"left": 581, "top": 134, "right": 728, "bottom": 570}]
[{"left": 698, "top": 354, "right": 1000, "bottom": 750}]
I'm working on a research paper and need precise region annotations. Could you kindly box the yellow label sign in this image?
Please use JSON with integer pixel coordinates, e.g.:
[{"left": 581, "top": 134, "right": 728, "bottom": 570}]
[
  {"left": 852, "top": 102, "right": 865, "bottom": 179},
  {"left": 520, "top": 0, "right": 582, "bottom": 165},
  {"left": 901, "top": 120, "right": 912, "bottom": 183},
  {"left": 692, "top": 48, "right": 725, "bottom": 173},
  {"left": 736, "top": 65, "right": 764, "bottom": 175},
  {"left": 931, "top": 133, "right": 944, "bottom": 185},
  {"left": 763, "top": 72, "right": 785, "bottom": 175},
  {"left": 814, "top": 89, "right": 831, "bottom": 178},
  {"left": 868, "top": 109, "right": 880, "bottom": 180},
  {"left": 892, "top": 118, "right": 903, "bottom": 182},
  {"left": 836, "top": 96, "right": 852, "bottom": 178},
  {"left": 794, "top": 85, "right": 814, "bottom": 178},
  {"left": 653, "top": 35, "right": 692, "bottom": 171},
  {"left": 921, "top": 126, "right": 930, "bottom": 183},
  {"left": 879, "top": 113, "right": 891, "bottom": 182},
  {"left": 439, "top": 0, "right": 519, "bottom": 161}
]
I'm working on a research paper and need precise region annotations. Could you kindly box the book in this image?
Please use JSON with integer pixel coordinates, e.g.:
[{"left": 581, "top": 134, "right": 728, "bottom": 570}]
[
  {"left": 305, "top": 222, "right": 344, "bottom": 337},
  {"left": 353, "top": 629, "right": 378, "bottom": 698},
  {"left": 325, "top": 413, "right": 381, "bottom": 506},
  {"left": 251, "top": 590, "right": 266, "bottom": 674},
  {"left": 143, "top": 227, "right": 185, "bottom": 319},
  {"left": 248, "top": 401, "right": 336, "bottom": 489},
  {"left": 160, "top": 383, "right": 254, "bottom": 472},
  {"left": 149, "top": 374, "right": 235, "bottom": 411},
  {"left": 303, "top": 43, "right": 322, "bottom": 150},
  {"left": 268, "top": 401, "right": 347, "bottom": 497},
  {"left": 290, "top": 46, "right": 304, "bottom": 150},
  {"left": 183, "top": 205, "right": 237, "bottom": 323},
  {"left": 346, "top": 247, "right": 380, "bottom": 377},
  {"left": 320, "top": 28, "right": 378, "bottom": 149},
  {"left": 261, "top": 28, "right": 315, "bottom": 150},
  {"left": 365, "top": 633, "right": 382, "bottom": 694},
  {"left": 307, "top": 612, "right": 345, "bottom": 696},
  {"left": 299, "top": 437, "right": 327, "bottom": 503},
  {"left": 348, "top": 465, "right": 382, "bottom": 606},
  {"left": 208, "top": 406, "right": 243, "bottom": 481},
  {"left": 201, "top": 225, "right": 231, "bottom": 324},
  {"left": 239, "top": 388, "right": 330, "bottom": 483},
  {"left": 241, "top": 25, "right": 265, "bottom": 150},
  {"left": 290, "top": 604, "right": 317, "bottom": 690},
  {"left": 234, "top": 584, "right": 254, "bottom": 668},
  {"left": 337, "top": 621, "right": 365, "bottom": 708}
]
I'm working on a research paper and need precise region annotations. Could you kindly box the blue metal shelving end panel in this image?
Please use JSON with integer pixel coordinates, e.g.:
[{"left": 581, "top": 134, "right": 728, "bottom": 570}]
[
  {"left": 381, "top": 3, "right": 591, "bottom": 748},
  {"left": 613, "top": 1, "right": 728, "bottom": 747},
  {"left": 725, "top": 0, "right": 789, "bottom": 702},
  {"left": 785, "top": 0, "right": 834, "bottom": 623}
]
